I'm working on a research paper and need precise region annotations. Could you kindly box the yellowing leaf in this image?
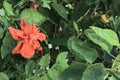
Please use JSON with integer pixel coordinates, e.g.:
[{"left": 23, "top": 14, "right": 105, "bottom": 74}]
[{"left": 101, "top": 14, "right": 110, "bottom": 23}]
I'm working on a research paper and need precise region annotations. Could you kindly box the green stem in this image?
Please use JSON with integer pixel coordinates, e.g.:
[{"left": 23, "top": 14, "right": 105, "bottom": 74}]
[{"left": 108, "top": 52, "right": 116, "bottom": 59}]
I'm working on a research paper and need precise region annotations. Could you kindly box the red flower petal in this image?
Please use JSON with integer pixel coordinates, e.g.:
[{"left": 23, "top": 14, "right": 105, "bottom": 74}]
[
  {"left": 32, "top": 40, "right": 42, "bottom": 50},
  {"left": 20, "top": 41, "right": 35, "bottom": 58},
  {"left": 38, "top": 33, "right": 46, "bottom": 42},
  {"left": 8, "top": 27, "right": 22, "bottom": 40},
  {"left": 20, "top": 19, "right": 26, "bottom": 30},
  {"left": 36, "top": 44, "right": 42, "bottom": 51},
  {"left": 24, "top": 24, "right": 33, "bottom": 35},
  {"left": 12, "top": 41, "right": 23, "bottom": 54}
]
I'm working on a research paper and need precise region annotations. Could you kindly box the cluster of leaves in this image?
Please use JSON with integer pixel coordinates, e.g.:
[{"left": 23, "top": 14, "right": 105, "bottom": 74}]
[{"left": 0, "top": 0, "right": 120, "bottom": 80}]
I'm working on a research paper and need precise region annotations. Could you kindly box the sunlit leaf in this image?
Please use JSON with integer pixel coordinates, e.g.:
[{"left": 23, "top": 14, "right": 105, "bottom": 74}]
[
  {"left": 40, "top": 0, "right": 51, "bottom": 9},
  {"left": 20, "top": 9, "right": 47, "bottom": 25},
  {"left": 0, "top": 8, "right": 5, "bottom": 16},
  {"left": 39, "top": 54, "right": 50, "bottom": 68},
  {"left": 45, "top": 52, "right": 69, "bottom": 80},
  {"left": 0, "top": 72, "right": 9, "bottom": 80},
  {"left": 84, "top": 29, "right": 112, "bottom": 52},
  {"left": 91, "top": 26, "right": 120, "bottom": 46},
  {"left": 3, "top": 1, "right": 14, "bottom": 16}
]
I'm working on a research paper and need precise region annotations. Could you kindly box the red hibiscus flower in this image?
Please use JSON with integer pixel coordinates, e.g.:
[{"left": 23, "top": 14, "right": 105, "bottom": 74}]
[
  {"left": 8, "top": 19, "right": 46, "bottom": 58},
  {"left": 30, "top": 2, "right": 39, "bottom": 10}
]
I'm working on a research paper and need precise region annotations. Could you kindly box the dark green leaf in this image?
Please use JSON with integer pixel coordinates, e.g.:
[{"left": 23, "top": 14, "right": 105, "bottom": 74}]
[
  {"left": 72, "top": 1, "right": 89, "bottom": 21},
  {"left": 25, "top": 60, "right": 35, "bottom": 77},
  {"left": 85, "top": 0, "right": 98, "bottom": 6},
  {"left": 113, "top": 0, "right": 120, "bottom": 15},
  {"left": 0, "top": 17, "right": 9, "bottom": 30},
  {"left": 51, "top": 0, "right": 57, "bottom": 4},
  {"left": 0, "top": 27, "right": 4, "bottom": 39},
  {"left": 1, "top": 31, "right": 16, "bottom": 59},
  {"left": 50, "top": 37, "right": 67, "bottom": 46},
  {"left": 52, "top": 3, "right": 68, "bottom": 20},
  {"left": 82, "top": 63, "right": 107, "bottom": 80},
  {"left": 67, "top": 36, "right": 98, "bottom": 63},
  {"left": 57, "top": 62, "right": 88, "bottom": 80}
]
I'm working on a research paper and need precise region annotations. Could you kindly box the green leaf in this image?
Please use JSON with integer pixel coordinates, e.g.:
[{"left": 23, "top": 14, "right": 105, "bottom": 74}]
[
  {"left": 67, "top": 36, "right": 98, "bottom": 63},
  {"left": 39, "top": 54, "right": 50, "bottom": 68},
  {"left": 44, "top": 74, "right": 52, "bottom": 80},
  {"left": 113, "top": 0, "right": 120, "bottom": 15},
  {"left": 112, "top": 16, "right": 120, "bottom": 31},
  {"left": 110, "top": 53, "right": 120, "bottom": 79},
  {"left": 32, "top": 69, "right": 43, "bottom": 80},
  {"left": 45, "top": 52, "right": 69, "bottom": 80},
  {"left": 112, "top": 71, "right": 120, "bottom": 79},
  {"left": 85, "top": 0, "right": 98, "bottom": 6},
  {"left": 20, "top": 9, "right": 47, "bottom": 25},
  {"left": 108, "top": 76, "right": 116, "bottom": 80},
  {"left": 40, "top": 0, "right": 51, "bottom": 9},
  {"left": 56, "top": 52, "right": 68, "bottom": 63},
  {"left": 25, "top": 60, "right": 35, "bottom": 78},
  {"left": 1, "top": 31, "right": 16, "bottom": 59},
  {"left": 91, "top": 26, "right": 120, "bottom": 46},
  {"left": 0, "top": 72, "right": 9, "bottom": 80},
  {"left": 3, "top": 1, "right": 14, "bottom": 16},
  {"left": 50, "top": 37, "right": 67, "bottom": 46},
  {"left": 82, "top": 63, "right": 107, "bottom": 80},
  {"left": 32, "top": 76, "right": 40, "bottom": 80},
  {"left": 0, "top": 17, "right": 9, "bottom": 30},
  {"left": 52, "top": 3, "right": 68, "bottom": 20},
  {"left": 72, "top": 1, "right": 89, "bottom": 21},
  {"left": 84, "top": 29, "right": 113, "bottom": 52},
  {"left": 112, "top": 54, "right": 120, "bottom": 70},
  {"left": 73, "top": 21, "right": 79, "bottom": 32},
  {"left": 0, "top": 8, "right": 5, "bottom": 16},
  {"left": 57, "top": 62, "right": 88, "bottom": 80},
  {"left": 51, "top": 0, "right": 57, "bottom": 3},
  {"left": 0, "top": 27, "right": 4, "bottom": 39}
]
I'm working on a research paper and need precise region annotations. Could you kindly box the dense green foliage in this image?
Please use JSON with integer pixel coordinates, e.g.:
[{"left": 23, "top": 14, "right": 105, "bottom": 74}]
[{"left": 0, "top": 0, "right": 120, "bottom": 80}]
